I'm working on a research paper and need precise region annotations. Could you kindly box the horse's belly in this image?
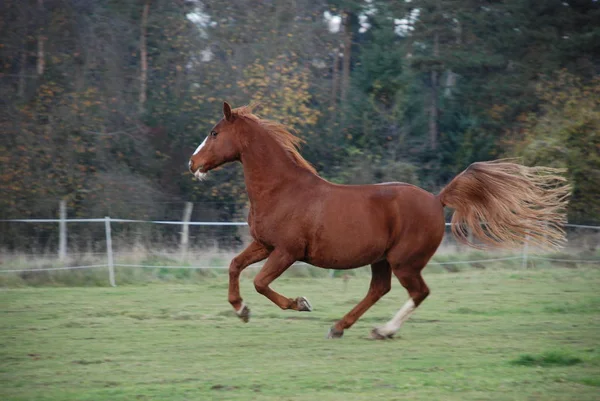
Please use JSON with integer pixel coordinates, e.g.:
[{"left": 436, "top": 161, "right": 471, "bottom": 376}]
[
  {"left": 305, "top": 228, "right": 389, "bottom": 269},
  {"left": 306, "top": 252, "right": 385, "bottom": 269}
]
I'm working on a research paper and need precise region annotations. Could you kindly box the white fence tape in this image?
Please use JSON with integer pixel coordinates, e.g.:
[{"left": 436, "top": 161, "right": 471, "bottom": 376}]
[
  {"left": 2, "top": 256, "right": 599, "bottom": 274},
  {"left": 115, "top": 264, "right": 228, "bottom": 269},
  {"left": 1, "top": 218, "right": 247, "bottom": 225},
  {"left": 1, "top": 217, "right": 598, "bottom": 283},
  {"left": 528, "top": 256, "right": 600, "bottom": 264},
  {"left": 0, "top": 264, "right": 107, "bottom": 273},
  {"left": 428, "top": 256, "right": 523, "bottom": 265},
  {"left": 2, "top": 218, "right": 599, "bottom": 229}
]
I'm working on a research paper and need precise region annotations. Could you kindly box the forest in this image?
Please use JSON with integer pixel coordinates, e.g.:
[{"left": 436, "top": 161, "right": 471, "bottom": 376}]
[{"left": 1, "top": 0, "right": 599, "bottom": 245}]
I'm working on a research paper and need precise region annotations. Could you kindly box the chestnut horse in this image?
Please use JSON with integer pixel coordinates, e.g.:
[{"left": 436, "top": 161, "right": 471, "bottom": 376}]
[{"left": 189, "top": 102, "right": 569, "bottom": 339}]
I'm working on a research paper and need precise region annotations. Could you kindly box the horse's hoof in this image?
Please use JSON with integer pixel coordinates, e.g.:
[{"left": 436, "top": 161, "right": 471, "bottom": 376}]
[
  {"left": 236, "top": 304, "right": 250, "bottom": 323},
  {"left": 370, "top": 327, "right": 394, "bottom": 340},
  {"left": 326, "top": 326, "right": 344, "bottom": 339},
  {"left": 296, "top": 296, "right": 312, "bottom": 312}
]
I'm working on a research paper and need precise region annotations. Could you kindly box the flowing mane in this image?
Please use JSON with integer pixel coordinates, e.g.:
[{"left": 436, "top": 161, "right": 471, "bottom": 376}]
[{"left": 232, "top": 105, "right": 317, "bottom": 175}]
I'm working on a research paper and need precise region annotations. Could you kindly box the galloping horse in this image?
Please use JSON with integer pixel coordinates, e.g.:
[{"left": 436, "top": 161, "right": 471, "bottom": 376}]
[{"left": 188, "top": 102, "right": 569, "bottom": 339}]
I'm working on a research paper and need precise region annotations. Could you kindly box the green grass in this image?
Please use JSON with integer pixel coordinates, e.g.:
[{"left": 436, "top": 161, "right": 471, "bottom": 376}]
[
  {"left": 1, "top": 267, "right": 599, "bottom": 400},
  {"left": 511, "top": 351, "right": 583, "bottom": 367}
]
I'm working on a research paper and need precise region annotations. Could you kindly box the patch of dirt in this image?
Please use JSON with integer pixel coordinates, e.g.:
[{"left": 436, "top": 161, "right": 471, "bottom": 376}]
[
  {"left": 210, "top": 384, "right": 240, "bottom": 391},
  {"left": 72, "top": 359, "right": 110, "bottom": 365}
]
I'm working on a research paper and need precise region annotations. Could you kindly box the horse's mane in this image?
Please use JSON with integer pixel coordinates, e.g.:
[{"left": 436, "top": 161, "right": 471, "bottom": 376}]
[{"left": 232, "top": 105, "right": 317, "bottom": 175}]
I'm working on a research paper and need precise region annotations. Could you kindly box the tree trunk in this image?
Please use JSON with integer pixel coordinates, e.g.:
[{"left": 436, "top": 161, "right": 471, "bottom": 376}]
[
  {"left": 444, "top": 71, "right": 456, "bottom": 97},
  {"left": 36, "top": 0, "right": 45, "bottom": 76},
  {"left": 74, "top": 58, "right": 84, "bottom": 92},
  {"left": 429, "top": 30, "right": 439, "bottom": 150},
  {"left": 330, "top": 47, "right": 340, "bottom": 110},
  {"left": 18, "top": 50, "right": 26, "bottom": 98},
  {"left": 175, "top": 64, "right": 183, "bottom": 99},
  {"left": 139, "top": 0, "right": 150, "bottom": 113},
  {"left": 444, "top": 19, "right": 460, "bottom": 98},
  {"left": 340, "top": 11, "right": 353, "bottom": 107}
]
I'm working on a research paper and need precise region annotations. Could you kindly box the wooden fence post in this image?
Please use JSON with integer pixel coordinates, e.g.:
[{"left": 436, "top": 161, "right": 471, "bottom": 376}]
[
  {"left": 58, "top": 199, "right": 67, "bottom": 261},
  {"left": 105, "top": 216, "right": 116, "bottom": 287},
  {"left": 180, "top": 202, "right": 193, "bottom": 260}
]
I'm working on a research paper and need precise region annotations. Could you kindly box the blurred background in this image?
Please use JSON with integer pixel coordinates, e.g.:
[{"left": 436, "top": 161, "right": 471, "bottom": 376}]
[{"left": 1, "top": 0, "right": 599, "bottom": 265}]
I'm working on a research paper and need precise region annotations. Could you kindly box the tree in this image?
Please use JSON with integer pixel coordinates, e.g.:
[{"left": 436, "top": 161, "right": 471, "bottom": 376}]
[
  {"left": 510, "top": 71, "right": 600, "bottom": 224},
  {"left": 139, "top": 0, "right": 150, "bottom": 113}
]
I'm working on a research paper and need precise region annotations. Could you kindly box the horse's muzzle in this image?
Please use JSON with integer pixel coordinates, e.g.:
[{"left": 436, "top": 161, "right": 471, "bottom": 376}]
[{"left": 188, "top": 160, "right": 203, "bottom": 174}]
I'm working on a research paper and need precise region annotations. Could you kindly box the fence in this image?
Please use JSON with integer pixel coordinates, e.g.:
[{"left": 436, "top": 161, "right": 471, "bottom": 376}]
[{"left": 1, "top": 201, "right": 599, "bottom": 286}]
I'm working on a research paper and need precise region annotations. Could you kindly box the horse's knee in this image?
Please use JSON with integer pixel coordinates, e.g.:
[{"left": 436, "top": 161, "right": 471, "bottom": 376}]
[
  {"left": 229, "top": 257, "right": 242, "bottom": 277},
  {"left": 253, "top": 278, "right": 268, "bottom": 294},
  {"left": 396, "top": 271, "right": 430, "bottom": 306},
  {"left": 378, "top": 281, "right": 392, "bottom": 298},
  {"left": 413, "top": 287, "right": 430, "bottom": 306}
]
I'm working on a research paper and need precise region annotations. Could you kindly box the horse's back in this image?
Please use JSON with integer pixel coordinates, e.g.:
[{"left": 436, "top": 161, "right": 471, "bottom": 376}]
[
  {"left": 362, "top": 181, "right": 444, "bottom": 235},
  {"left": 329, "top": 180, "right": 441, "bottom": 222}
]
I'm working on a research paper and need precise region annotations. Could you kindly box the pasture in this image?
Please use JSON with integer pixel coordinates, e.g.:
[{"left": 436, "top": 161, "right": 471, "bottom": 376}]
[{"left": 1, "top": 266, "right": 599, "bottom": 400}]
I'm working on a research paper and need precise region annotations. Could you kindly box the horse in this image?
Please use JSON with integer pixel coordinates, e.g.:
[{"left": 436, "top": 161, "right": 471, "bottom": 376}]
[{"left": 188, "top": 102, "right": 569, "bottom": 339}]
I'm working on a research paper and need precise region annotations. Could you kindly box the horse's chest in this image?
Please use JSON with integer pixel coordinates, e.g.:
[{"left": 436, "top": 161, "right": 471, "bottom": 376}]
[
  {"left": 248, "top": 216, "right": 275, "bottom": 245},
  {"left": 248, "top": 208, "right": 293, "bottom": 246}
]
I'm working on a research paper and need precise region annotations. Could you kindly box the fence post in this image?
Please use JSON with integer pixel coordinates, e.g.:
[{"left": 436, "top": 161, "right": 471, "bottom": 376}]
[
  {"left": 180, "top": 202, "right": 193, "bottom": 260},
  {"left": 522, "top": 232, "right": 530, "bottom": 269},
  {"left": 105, "top": 216, "right": 116, "bottom": 287},
  {"left": 58, "top": 199, "right": 67, "bottom": 261}
]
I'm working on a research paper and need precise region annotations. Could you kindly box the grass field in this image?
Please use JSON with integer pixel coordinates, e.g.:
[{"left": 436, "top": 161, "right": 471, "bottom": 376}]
[{"left": 1, "top": 266, "right": 599, "bottom": 400}]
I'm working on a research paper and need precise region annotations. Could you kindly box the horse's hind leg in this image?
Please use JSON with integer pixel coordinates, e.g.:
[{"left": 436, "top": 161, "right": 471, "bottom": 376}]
[
  {"left": 228, "top": 241, "right": 271, "bottom": 322},
  {"left": 371, "top": 263, "right": 430, "bottom": 339},
  {"left": 253, "top": 250, "right": 312, "bottom": 312},
  {"left": 327, "top": 260, "right": 392, "bottom": 339}
]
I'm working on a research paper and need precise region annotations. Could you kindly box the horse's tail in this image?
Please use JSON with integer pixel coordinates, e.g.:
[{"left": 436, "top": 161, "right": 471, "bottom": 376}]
[{"left": 437, "top": 160, "right": 570, "bottom": 251}]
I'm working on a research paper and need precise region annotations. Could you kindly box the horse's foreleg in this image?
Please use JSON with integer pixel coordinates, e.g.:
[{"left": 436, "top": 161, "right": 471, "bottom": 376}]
[
  {"left": 371, "top": 266, "right": 430, "bottom": 339},
  {"left": 228, "top": 241, "right": 271, "bottom": 322},
  {"left": 327, "top": 260, "right": 391, "bottom": 339},
  {"left": 253, "top": 250, "right": 311, "bottom": 311}
]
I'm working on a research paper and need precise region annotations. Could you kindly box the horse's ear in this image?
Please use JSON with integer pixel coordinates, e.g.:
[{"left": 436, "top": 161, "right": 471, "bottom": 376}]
[{"left": 223, "top": 102, "right": 234, "bottom": 122}]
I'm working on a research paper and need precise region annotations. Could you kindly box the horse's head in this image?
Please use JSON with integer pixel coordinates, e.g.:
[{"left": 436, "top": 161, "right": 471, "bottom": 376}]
[{"left": 188, "top": 102, "right": 243, "bottom": 180}]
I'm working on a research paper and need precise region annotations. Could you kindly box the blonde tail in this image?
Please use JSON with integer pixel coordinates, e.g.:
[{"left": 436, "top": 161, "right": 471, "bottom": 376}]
[{"left": 438, "top": 160, "right": 570, "bottom": 251}]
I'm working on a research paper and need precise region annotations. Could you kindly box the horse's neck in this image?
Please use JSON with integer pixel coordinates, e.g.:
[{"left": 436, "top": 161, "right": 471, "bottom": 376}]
[{"left": 240, "top": 135, "right": 314, "bottom": 206}]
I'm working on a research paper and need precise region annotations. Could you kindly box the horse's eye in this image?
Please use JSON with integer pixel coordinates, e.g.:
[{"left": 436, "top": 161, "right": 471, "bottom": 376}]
[{"left": 210, "top": 131, "right": 218, "bottom": 137}]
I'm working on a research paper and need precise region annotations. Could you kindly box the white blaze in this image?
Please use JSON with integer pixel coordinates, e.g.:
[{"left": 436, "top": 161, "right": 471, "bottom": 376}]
[
  {"left": 192, "top": 136, "right": 209, "bottom": 181},
  {"left": 193, "top": 137, "right": 208, "bottom": 155}
]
